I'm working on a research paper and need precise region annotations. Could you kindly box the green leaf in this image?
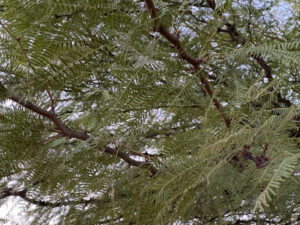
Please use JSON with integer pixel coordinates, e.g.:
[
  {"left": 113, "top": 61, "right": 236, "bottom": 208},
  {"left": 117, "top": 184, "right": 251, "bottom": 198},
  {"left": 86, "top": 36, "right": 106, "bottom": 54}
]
[
  {"left": 253, "top": 155, "right": 298, "bottom": 213},
  {"left": 50, "top": 137, "right": 66, "bottom": 147}
]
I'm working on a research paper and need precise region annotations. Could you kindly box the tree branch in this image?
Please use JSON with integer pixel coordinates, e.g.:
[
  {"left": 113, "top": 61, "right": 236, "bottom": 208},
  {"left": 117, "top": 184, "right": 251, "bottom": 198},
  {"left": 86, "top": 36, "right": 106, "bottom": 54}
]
[
  {"left": 0, "top": 20, "right": 38, "bottom": 75},
  {"left": 144, "top": 0, "right": 231, "bottom": 130},
  {"left": 46, "top": 89, "right": 55, "bottom": 112},
  {"left": 1, "top": 84, "right": 157, "bottom": 176},
  {"left": 103, "top": 146, "right": 157, "bottom": 175},
  {"left": 9, "top": 95, "right": 87, "bottom": 140},
  {"left": 0, "top": 128, "right": 16, "bottom": 133},
  {"left": 212, "top": 2, "right": 292, "bottom": 108},
  {"left": 0, "top": 187, "right": 106, "bottom": 208}
]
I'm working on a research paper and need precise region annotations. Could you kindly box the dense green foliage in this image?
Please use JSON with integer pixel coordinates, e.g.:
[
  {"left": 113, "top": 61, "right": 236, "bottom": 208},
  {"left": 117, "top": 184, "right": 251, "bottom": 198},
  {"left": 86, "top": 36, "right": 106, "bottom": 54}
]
[{"left": 0, "top": 0, "right": 299, "bottom": 224}]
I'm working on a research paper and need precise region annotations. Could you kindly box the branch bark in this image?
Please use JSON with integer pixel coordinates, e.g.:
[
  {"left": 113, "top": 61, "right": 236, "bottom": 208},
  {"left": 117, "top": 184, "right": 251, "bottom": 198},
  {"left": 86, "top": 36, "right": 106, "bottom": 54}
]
[
  {"left": 212, "top": 1, "right": 291, "bottom": 108},
  {"left": 144, "top": 0, "right": 231, "bottom": 130},
  {"left": 2, "top": 84, "right": 157, "bottom": 176},
  {"left": 0, "top": 187, "right": 106, "bottom": 207}
]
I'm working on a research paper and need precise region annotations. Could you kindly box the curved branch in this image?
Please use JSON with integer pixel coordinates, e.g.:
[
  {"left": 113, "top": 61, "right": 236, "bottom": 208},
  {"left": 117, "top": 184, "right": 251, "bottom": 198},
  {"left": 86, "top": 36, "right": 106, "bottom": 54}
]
[
  {"left": 9, "top": 95, "right": 88, "bottom": 140},
  {"left": 1, "top": 83, "right": 157, "bottom": 176},
  {"left": 144, "top": 0, "right": 231, "bottom": 129},
  {"left": 213, "top": 2, "right": 292, "bottom": 108},
  {"left": 144, "top": 0, "right": 205, "bottom": 67}
]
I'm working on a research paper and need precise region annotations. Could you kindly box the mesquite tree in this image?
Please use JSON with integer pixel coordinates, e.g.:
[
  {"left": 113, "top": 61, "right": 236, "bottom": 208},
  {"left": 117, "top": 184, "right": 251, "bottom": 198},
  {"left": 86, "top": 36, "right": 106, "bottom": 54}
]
[{"left": 0, "top": 0, "right": 299, "bottom": 224}]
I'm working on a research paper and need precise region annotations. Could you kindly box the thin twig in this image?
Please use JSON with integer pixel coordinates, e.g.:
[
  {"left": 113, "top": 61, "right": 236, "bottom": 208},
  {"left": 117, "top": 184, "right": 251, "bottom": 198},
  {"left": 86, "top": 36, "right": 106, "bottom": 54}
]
[
  {"left": 0, "top": 128, "right": 16, "bottom": 133},
  {"left": 27, "top": 134, "right": 61, "bottom": 151},
  {"left": 46, "top": 89, "right": 55, "bottom": 112},
  {"left": 0, "top": 20, "right": 37, "bottom": 75}
]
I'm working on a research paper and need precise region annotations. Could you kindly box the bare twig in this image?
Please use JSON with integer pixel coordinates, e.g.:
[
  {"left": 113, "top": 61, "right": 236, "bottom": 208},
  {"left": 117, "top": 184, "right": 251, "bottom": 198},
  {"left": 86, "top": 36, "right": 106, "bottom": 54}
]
[
  {"left": 129, "top": 150, "right": 153, "bottom": 161},
  {"left": 27, "top": 134, "right": 60, "bottom": 151},
  {"left": 46, "top": 89, "right": 55, "bottom": 112}
]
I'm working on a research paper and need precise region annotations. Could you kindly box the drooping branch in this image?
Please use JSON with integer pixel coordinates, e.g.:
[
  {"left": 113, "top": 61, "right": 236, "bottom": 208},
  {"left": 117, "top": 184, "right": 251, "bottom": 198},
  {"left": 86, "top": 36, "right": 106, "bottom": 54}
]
[
  {"left": 1, "top": 83, "right": 157, "bottom": 175},
  {"left": 9, "top": 95, "right": 88, "bottom": 140},
  {"left": 144, "top": 0, "right": 231, "bottom": 130}
]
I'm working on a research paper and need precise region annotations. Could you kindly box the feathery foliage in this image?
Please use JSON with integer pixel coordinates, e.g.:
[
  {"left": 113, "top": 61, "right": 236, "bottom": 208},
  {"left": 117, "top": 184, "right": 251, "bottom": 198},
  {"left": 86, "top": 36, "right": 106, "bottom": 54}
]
[{"left": 0, "top": 0, "right": 299, "bottom": 224}]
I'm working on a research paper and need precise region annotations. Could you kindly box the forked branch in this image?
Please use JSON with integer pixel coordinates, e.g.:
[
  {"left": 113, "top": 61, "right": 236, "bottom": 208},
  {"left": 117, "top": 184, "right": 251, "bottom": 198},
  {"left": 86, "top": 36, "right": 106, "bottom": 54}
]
[{"left": 2, "top": 84, "right": 157, "bottom": 176}]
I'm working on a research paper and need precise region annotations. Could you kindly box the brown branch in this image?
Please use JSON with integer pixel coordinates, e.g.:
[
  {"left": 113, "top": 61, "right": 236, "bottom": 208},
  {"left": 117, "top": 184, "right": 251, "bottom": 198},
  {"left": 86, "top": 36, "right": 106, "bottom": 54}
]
[
  {"left": 243, "top": 143, "right": 270, "bottom": 169},
  {"left": 115, "top": 142, "right": 154, "bottom": 161},
  {"left": 0, "top": 128, "right": 16, "bottom": 133},
  {"left": 212, "top": 4, "right": 292, "bottom": 108},
  {"left": 229, "top": 142, "right": 270, "bottom": 169},
  {"left": 253, "top": 56, "right": 272, "bottom": 81},
  {"left": 9, "top": 95, "right": 87, "bottom": 140},
  {"left": 229, "top": 126, "right": 270, "bottom": 169},
  {"left": 1, "top": 83, "right": 157, "bottom": 175},
  {"left": 0, "top": 20, "right": 37, "bottom": 75},
  {"left": 219, "top": 28, "right": 292, "bottom": 107},
  {"left": 157, "top": 26, "right": 205, "bottom": 67},
  {"left": 144, "top": 0, "right": 231, "bottom": 130},
  {"left": 46, "top": 89, "right": 55, "bottom": 112},
  {"left": 252, "top": 56, "right": 291, "bottom": 107},
  {"left": 144, "top": 0, "right": 205, "bottom": 66},
  {"left": 207, "top": 0, "right": 216, "bottom": 10},
  {"left": 129, "top": 150, "right": 153, "bottom": 161},
  {"left": 253, "top": 56, "right": 291, "bottom": 108},
  {"left": 0, "top": 187, "right": 106, "bottom": 208},
  {"left": 54, "top": 9, "right": 83, "bottom": 20},
  {"left": 104, "top": 146, "right": 157, "bottom": 175}
]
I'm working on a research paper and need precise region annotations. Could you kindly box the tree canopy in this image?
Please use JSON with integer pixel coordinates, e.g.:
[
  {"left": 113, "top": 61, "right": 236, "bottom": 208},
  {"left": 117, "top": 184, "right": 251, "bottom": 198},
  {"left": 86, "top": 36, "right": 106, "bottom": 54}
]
[{"left": 0, "top": 0, "right": 299, "bottom": 224}]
